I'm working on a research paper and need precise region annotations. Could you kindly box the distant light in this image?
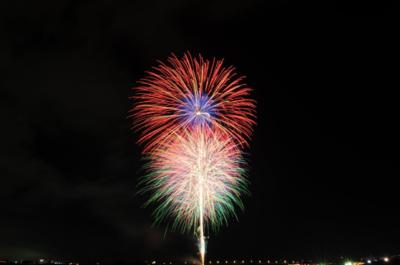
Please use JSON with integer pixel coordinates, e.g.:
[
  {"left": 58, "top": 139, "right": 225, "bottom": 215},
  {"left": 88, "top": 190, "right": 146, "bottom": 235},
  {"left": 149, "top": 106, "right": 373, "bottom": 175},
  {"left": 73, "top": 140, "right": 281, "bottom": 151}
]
[
  {"left": 383, "top": 258, "right": 389, "bottom": 263},
  {"left": 152, "top": 261, "right": 156, "bottom": 265},
  {"left": 242, "top": 261, "right": 245, "bottom": 264},
  {"left": 345, "top": 261, "right": 353, "bottom": 265},
  {"left": 40, "top": 260, "right": 45, "bottom": 264},
  {"left": 367, "top": 260, "right": 372, "bottom": 264}
]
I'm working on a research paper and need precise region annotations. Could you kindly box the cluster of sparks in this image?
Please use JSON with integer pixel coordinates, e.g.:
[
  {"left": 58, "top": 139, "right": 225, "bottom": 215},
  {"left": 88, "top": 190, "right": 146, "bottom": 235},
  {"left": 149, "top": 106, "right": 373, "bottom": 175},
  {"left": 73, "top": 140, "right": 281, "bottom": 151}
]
[{"left": 131, "top": 53, "right": 256, "bottom": 265}]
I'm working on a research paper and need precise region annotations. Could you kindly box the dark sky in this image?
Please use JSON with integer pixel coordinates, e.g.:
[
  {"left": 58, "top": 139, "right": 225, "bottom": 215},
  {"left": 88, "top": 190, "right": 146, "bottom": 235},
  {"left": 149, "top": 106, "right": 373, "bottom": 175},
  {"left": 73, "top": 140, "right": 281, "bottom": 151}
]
[{"left": 1, "top": 0, "right": 399, "bottom": 262}]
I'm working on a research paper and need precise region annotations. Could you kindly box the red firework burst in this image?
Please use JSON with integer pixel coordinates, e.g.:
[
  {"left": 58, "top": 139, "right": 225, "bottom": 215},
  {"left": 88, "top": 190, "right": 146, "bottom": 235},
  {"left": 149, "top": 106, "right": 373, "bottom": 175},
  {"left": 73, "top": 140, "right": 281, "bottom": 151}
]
[{"left": 130, "top": 52, "right": 256, "bottom": 153}]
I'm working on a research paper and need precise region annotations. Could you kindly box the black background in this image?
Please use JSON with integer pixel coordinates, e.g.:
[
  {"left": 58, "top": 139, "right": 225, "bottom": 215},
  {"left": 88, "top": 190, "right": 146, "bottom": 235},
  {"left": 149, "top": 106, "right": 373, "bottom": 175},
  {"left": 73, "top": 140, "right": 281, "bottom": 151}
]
[{"left": 1, "top": 0, "right": 399, "bottom": 262}]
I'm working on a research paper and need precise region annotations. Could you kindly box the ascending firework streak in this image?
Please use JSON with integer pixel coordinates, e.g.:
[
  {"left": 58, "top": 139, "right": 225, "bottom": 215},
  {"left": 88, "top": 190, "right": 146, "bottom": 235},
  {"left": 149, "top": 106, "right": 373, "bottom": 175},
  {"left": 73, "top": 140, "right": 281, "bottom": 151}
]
[{"left": 130, "top": 53, "right": 256, "bottom": 265}]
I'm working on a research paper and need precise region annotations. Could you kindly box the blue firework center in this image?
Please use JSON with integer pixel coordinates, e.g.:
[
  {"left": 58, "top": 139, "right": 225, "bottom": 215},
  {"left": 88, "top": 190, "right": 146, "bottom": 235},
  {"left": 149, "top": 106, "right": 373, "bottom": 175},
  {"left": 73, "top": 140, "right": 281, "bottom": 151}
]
[{"left": 180, "top": 93, "right": 217, "bottom": 127}]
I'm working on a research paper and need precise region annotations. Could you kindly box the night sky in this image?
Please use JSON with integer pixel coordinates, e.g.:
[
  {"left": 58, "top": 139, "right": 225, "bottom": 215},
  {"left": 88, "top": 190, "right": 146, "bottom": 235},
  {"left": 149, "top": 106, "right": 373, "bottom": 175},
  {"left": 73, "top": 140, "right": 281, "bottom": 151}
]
[{"left": 1, "top": 0, "right": 399, "bottom": 262}]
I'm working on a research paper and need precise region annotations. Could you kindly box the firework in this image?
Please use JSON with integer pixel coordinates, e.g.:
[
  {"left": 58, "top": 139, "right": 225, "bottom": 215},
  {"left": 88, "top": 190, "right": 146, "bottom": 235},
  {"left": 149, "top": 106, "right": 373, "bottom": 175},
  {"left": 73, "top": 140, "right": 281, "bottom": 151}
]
[
  {"left": 131, "top": 53, "right": 256, "bottom": 153},
  {"left": 131, "top": 53, "right": 256, "bottom": 265},
  {"left": 140, "top": 128, "right": 248, "bottom": 232}
]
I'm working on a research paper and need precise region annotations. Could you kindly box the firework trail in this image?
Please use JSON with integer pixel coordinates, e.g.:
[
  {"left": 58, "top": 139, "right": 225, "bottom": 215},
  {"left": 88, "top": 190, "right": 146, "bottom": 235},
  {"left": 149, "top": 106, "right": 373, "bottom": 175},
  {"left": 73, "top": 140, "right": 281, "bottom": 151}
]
[{"left": 131, "top": 53, "right": 256, "bottom": 264}]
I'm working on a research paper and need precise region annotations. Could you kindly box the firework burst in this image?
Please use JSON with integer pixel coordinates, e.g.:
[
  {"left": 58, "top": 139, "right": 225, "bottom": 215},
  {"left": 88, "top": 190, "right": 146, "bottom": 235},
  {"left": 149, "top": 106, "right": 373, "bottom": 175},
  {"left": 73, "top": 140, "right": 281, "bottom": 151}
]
[
  {"left": 131, "top": 53, "right": 256, "bottom": 265},
  {"left": 140, "top": 128, "right": 248, "bottom": 232},
  {"left": 130, "top": 53, "right": 256, "bottom": 153}
]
